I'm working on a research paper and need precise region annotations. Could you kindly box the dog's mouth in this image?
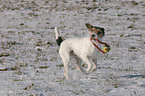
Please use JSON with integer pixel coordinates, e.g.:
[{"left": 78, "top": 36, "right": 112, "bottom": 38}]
[
  {"left": 90, "top": 33, "right": 103, "bottom": 39},
  {"left": 91, "top": 34, "right": 96, "bottom": 38}
]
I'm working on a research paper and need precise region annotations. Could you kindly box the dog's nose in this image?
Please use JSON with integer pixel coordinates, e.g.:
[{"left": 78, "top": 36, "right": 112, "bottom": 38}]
[{"left": 91, "top": 34, "right": 96, "bottom": 37}]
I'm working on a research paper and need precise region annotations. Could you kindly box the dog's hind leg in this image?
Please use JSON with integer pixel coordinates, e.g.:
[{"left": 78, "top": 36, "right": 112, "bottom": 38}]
[
  {"left": 74, "top": 57, "right": 87, "bottom": 74},
  {"left": 81, "top": 56, "right": 93, "bottom": 74},
  {"left": 60, "top": 52, "right": 70, "bottom": 79}
]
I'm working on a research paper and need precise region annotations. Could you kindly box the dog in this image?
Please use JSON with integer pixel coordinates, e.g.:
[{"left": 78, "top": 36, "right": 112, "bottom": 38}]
[{"left": 55, "top": 23, "right": 106, "bottom": 79}]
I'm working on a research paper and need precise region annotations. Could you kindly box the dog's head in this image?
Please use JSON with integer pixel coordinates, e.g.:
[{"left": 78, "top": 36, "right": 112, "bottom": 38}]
[{"left": 85, "top": 23, "right": 105, "bottom": 38}]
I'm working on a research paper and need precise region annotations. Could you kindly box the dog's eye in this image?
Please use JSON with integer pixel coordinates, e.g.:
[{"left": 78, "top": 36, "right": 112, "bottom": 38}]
[
  {"left": 97, "top": 31, "right": 101, "bottom": 35},
  {"left": 91, "top": 30, "right": 94, "bottom": 32}
]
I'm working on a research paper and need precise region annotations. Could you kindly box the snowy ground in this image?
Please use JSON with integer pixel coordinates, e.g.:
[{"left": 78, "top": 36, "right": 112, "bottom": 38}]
[{"left": 0, "top": 0, "right": 145, "bottom": 96}]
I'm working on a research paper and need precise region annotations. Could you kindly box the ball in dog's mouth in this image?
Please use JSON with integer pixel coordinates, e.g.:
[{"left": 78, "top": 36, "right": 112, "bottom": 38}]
[{"left": 102, "top": 45, "right": 111, "bottom": 53}]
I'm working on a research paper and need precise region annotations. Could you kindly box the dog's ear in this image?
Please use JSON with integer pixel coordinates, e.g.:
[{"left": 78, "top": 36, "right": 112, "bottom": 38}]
[
  {"left": 85, "top": 23, "right": 93, "bottom": 30},
  {"left": 100, "top": 28, "right": 105, "bottom": 33},
  {"left": 100, "top": 28, "right": 105, "bottom": 36}
]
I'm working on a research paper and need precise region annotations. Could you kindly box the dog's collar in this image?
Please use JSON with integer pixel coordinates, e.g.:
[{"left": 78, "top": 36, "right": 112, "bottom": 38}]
[{"left": 90, "top": 38, "right": 109, "bottom": 53}]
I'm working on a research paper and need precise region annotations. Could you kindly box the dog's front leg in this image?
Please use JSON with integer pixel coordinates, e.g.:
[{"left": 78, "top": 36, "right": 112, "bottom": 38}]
[
  {"left": 81, "top": 56, "right": 93, "bottom": 74},
  {"left": 90, "top": 59, "right": 97, "bottom": 73},
  {"left": 75, "top": 57, "right": 87, "bottom": 75}
]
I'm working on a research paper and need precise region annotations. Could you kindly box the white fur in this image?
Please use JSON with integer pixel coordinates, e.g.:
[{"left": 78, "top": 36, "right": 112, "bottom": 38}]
[
  {"left": 55, "top": 27, "right": 60, "bottom": 39},
  {"left": 55, "top": 27, "right": 103, "bottom": 79}
]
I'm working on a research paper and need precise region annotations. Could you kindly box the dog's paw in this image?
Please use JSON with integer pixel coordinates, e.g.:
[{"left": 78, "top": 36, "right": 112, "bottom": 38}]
[
  {"left": 86, "top": 71, "right": 91, "bottom": 75},
  {"left": 65, "top": 77, "right": 70, "bottom": 80},
  {"left": 81, "top": 71, "right": 88, "bottom": 75}
]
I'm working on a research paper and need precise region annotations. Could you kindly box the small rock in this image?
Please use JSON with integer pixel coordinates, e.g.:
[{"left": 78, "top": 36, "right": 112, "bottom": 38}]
[
  {"left": 0, "top": 53, "right": 10, "bottom": 57},
  {"left": 20, "top": 23, "right": 24, "bottom": 25},
  {"left": 130, "top": 1, "right": 138, "bottom": 5},
  {"left": 128, "top": 47, "right": 138, "bottom": 52}
]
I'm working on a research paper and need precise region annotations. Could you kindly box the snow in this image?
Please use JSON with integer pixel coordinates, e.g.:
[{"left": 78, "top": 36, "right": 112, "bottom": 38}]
[{"left": 0, "top": 0, "right": 145, "bottom": 96}]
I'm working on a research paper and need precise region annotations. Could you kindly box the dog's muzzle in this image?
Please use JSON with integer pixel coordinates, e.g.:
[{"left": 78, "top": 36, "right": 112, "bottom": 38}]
[{"left": 91, "top": 34, "right": 96, "bottom": 38}]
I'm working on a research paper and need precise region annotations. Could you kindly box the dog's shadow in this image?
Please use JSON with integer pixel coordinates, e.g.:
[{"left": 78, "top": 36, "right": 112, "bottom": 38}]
[{"left": 120, "top": 74, "right": 145, "bottom": 78}]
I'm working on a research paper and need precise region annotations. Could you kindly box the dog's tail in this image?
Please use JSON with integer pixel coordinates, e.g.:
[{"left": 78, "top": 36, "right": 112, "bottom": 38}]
[{"left": 55, "top": 27, "right": 63, "bottom": 46}]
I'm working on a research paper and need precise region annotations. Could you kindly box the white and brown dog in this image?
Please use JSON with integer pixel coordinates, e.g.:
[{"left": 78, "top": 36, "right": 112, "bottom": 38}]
[{"left": 55, "top": 23, "right": 108, "bottom": 79}]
